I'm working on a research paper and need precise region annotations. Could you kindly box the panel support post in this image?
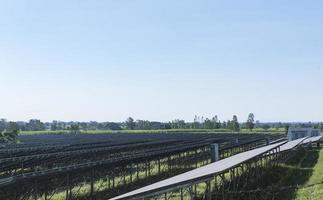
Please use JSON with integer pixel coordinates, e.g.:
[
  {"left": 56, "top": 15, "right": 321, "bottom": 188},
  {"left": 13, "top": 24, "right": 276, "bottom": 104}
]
[
  {"left": 130, "top": 165, "right": 133, "bottom": 183},
  {"left": 158, "top": 159, "right": 161, "bottom": 174},
  {"left": 207, "top": 180, "right": 212, "bottom": 200},
  {"left": 112, "top": 175, "right": 115, "bottom": 188},
  {"left": 136, "top": 163, "right": 139, "bottom": 180},
  {"left": 90, "top": 169, "right": 95, "bottom": 200},
  {"left": 108, "top": 176, "right": 110, "bottom": 189},
  {"left": 180, "top": 188, "right": 184, "bottom": 200},
  {"left": 66, "top": 174, "right": 70, "bottom": 200},
  {"left": 211, "top": 144, "right": 220, "bottom": 162},
  {"left": 34, "top": 180, "right": 38, "bottom": 200}
]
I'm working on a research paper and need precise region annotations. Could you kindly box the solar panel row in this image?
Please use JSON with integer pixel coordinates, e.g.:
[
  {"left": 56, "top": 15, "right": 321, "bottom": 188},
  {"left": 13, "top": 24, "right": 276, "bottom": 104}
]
[
  {"left": 112, "top": 135, "right": 322, "bottom": 199},
  {"left": 110, "top": 141, "right": 286, "bottom": 200}
]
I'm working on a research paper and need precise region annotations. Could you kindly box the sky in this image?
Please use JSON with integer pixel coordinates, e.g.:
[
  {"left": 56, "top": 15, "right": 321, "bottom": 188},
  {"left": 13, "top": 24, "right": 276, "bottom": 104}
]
[{"left": 0, "top": 0, "right": 323, "bottom": 122}]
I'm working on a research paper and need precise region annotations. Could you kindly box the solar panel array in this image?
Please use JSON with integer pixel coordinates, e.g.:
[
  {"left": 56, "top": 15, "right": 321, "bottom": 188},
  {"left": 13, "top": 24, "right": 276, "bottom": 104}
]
[
  {"left": 110, "top": 141, "right": 286, "bottom": 200},
  {"left": 111, "top": 135, "right": 321, "bottom": 200},
  {"left": 0, "top": 132, "right": 284, "bottom": 199}
]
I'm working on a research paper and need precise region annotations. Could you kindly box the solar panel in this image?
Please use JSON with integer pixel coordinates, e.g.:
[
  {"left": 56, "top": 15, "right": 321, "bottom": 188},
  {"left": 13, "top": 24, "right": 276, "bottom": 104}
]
[
  {"left": 279, "top": 137, "right": 307, "bottom": 152},
  {"left": 110, "top": 141, "right": 286, "bottom": 200},
  {"left": 302, "top": 136, "right": 322, "bottom": 144}
]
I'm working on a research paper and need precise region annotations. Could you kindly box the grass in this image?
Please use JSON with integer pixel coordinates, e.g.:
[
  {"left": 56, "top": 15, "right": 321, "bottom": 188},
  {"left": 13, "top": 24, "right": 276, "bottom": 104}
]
[
  {"left": 244, "top": 146, "right": 323, "bottom": 200},
  {"left": 295, "top": 147, "right": 323, "bottom": 200},
  {"left": 39, "top": 155, "right": 209, "bottom": 200},
  {"left": 19, "top": 128, "right": 284, "bottom": 135},
  {"left": 37, "top": 145, "right": 323, "bottom": 200}
]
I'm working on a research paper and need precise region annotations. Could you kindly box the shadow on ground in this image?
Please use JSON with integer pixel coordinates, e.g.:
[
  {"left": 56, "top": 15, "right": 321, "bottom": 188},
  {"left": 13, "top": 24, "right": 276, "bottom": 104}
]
[
  {"left": 223, "top": 147, "right": 321, "bottom": 200},
  {"left": 253, "top": 147, "right": 319, "bottom": 200}
]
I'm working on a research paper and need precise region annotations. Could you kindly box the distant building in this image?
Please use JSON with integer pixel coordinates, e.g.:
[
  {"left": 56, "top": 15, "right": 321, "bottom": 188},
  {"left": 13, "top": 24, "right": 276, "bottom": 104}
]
[{"left": 287, "top": 128, "right": 321, "bottom": 141}]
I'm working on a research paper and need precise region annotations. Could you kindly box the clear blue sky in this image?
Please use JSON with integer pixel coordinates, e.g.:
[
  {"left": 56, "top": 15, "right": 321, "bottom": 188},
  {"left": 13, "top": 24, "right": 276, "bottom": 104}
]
[{"left": 1, "top": 0, "right": 323, "bottom": 122}]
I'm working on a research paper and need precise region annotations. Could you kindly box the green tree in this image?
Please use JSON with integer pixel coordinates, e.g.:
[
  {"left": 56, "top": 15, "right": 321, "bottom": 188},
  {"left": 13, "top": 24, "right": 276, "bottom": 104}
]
[
  {"left": 0, "top": 119, "right": 7, "bottom": 132},
  {"left": 221, "top": 121, "right": 227, "bottom": 129},
  {"left": 171, "top": 119, "right": 185, "bottom": 129},
  {"left": 229, "top": 115, "right": 240, "bottom": 132},
  {"left": 204, "top": 118, "right": 213, "bottom": 129},
  {"left": 126, "top": 117, "right": 135, "bottom": 130},
  {"left": 193, "top": 115, "right": 200, "bottom": 129},
  {"left": 0, "top": 121, "right": 18, "bottom": 143},
  {"left": 51, "top": 120, "right": 58, "bottom": 131},
  {"left": 246, "top": 113, "right": 255, "bottom": 131},
  {"left": 70, "top": 124, "right": 80, "bottom": 134},
  {"left": 27, "top": 119, "right": 45, "bottom": 131},
  {"left": 212, "top": 115, "right": 221, "bottom": 129},
  {"left": 262, "top": 124, "right": 271, "bottom": 130}
]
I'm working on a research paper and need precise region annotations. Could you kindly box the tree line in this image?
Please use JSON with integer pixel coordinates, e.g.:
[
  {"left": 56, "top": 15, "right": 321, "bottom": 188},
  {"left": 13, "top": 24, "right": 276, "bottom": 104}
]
[
  {"left": 1, "top": 113, "right": 322, "bottom": 139},
  {"left": 125, "top": 113, "right": 254, "bottom": 131}
]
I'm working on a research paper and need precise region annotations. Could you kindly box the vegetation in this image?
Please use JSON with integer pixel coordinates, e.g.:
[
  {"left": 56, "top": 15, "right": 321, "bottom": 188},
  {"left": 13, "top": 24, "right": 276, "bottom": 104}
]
[
  {"left": 2, "top": 113, "right": 322, "bottom": 136},
  {"left": 70, "top": 124, "right": 80, "bottom": 134},
  {"left": 295, "top": 147, "right": 323, "bottom": 199},
  {"left": 246, "top": 113, "right": 255, "bottom": 131},
  {"left": 19, "top": 128, "right": 285, "bottom": 135},
  {"left": 0, "top": 119, "right": 19, "bottom": 143},
  {"left": 247, "top": 147, "right": 323, "bottom": 200},
  {"left": 228, "top": 115, "right": 240, "bottom": 131},
  {"left": 125, "top": 117, "right": 135, "bottom": 130}
]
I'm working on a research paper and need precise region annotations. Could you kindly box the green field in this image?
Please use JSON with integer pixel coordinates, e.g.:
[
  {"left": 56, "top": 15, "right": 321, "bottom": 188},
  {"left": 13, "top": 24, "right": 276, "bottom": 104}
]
[
  {"left": 295, "top": 147, "right": 323, "bottom": 199},
  {"left": 251, "top": 146, "right": 323, "bottom": 200}
]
